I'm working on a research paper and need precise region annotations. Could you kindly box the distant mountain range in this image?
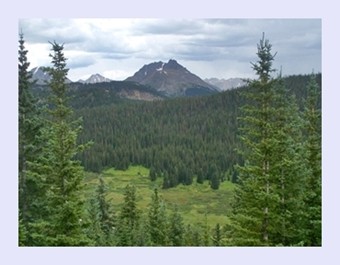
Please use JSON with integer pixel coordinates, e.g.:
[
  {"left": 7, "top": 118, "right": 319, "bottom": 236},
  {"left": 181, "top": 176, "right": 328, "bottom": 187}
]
[{"left": 30, "top": 60, "right": 246, "bottom": 100}]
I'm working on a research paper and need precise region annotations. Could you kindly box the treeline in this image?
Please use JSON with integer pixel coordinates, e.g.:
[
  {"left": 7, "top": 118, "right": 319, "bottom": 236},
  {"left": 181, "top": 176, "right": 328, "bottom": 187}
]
[{"left": 32, "top": 79, "right": 164, "bottom": 109}]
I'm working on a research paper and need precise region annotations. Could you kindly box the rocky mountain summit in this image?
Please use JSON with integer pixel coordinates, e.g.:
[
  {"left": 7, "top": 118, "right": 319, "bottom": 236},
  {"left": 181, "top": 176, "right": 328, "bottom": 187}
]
[{"left": 125, "top": 59, "right": 219, "bottom": 97}]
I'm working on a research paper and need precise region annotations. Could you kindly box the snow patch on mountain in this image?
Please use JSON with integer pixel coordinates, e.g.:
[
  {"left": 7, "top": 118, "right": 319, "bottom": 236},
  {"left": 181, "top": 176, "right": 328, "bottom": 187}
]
[{"left": 156, "top": 63, "right": 165, "bottom": 72}]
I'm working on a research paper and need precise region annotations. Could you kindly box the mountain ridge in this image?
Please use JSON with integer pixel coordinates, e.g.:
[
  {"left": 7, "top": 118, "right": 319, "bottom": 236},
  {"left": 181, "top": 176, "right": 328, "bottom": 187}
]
[
  {"left": 204, "top": 77, "right": 246, "bottom": 91},
  {"left": 30, "top": 61, "right": 249, "bottom": 99}
]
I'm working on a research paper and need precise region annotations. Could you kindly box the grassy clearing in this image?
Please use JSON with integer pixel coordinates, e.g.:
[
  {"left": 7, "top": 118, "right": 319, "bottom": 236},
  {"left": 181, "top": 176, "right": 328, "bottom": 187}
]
[{"left": 83, "top": 165, "right": 235, "bottom": 227}]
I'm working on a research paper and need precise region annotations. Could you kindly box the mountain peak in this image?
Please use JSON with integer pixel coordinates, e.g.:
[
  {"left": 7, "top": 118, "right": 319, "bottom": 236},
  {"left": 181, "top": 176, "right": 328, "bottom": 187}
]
[
  {"left": 125, "top": 60, "right": 218, "bottom": 97},
  {"left": 78, "top": 73, "right": 111, "bottom": 84},
  {"left": 164, "top": 59, "right": 183, "bottom": 70}
]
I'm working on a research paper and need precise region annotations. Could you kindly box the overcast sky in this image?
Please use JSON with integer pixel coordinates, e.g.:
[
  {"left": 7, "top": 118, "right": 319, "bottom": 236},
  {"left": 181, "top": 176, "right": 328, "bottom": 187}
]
[{"left": 19, "top": 18, "right": 321, "bottom": 82}]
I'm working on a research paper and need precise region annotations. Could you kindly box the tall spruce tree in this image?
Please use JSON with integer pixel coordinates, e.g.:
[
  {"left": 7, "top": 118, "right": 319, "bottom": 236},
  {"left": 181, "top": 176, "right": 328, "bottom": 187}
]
[
  {"left": 229, "top": 34, "right": 279, "bottom": 245},
  {"left": 28, "top": 41, "right": 90, "bottom": 246},
  {"left": 18, "top": 32, "right": 44, "bottom": 245},
  {"left": 229, "top": 34, "right": 306, "bottom": 246}
]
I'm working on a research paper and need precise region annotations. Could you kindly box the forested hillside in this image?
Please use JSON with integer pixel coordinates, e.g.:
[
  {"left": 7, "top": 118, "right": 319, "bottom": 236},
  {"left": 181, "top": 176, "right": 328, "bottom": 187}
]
[{"left": 74, "top": 73, "right": 320, "bottom": 189}]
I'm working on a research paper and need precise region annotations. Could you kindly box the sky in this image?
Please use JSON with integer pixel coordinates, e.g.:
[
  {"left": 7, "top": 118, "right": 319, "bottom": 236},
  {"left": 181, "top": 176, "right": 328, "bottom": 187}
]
[{"left": 19, "top": 18, "right": 321, "bottom": 82}]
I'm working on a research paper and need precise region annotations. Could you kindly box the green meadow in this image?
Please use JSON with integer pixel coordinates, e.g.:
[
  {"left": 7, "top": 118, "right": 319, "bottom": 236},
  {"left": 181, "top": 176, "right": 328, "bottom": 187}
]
[{"left": 83, "top": 165, "right": 235, "bottom": 227}]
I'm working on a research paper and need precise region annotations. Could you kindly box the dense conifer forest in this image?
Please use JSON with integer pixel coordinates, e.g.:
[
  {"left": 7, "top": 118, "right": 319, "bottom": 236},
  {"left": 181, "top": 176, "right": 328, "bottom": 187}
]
[
  {"left": 32, "top": 74, "right": 321, "bottom": 190},
  {"left": 19, "top": 33, "right": 321, "bottom": 246}
]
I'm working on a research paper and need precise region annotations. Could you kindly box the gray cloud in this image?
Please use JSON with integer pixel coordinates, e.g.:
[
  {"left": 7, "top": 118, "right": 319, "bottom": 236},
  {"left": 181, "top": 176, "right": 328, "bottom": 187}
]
[
  {"left": 134, "top": 19, "right": 205, "bottom": 35},
  {"left": 19, "top": 19, "right": 88, "bottom": 45},
  {"left": 67, "top": 56, "right": 96, "bottom": 69},
  {"left": 19, "top": 18, "right": 321, "bottom": 80}
]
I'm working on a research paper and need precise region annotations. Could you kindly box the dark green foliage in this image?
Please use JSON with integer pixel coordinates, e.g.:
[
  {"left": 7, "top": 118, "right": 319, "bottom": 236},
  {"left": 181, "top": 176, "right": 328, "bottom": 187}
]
[
  {"left": 302, "top": 74, "right": 322, "bottom": 246},
  {"left": 284, "top": 74, "right": 321, "bottom": 110},
  {"left": 115, "top": 185, "right": 140, "bottom": 246},
  {"left": 85, "top": 197, "right": 106, "bottom": 245},
  {"left": 18, "top": 33, "right": 48, "bottom": 246},
  {"left": 75, "top": 91, "right": 242, "bottom": 188},
  {"left": 208, "top": 164, "right": 220, "bottom": 190},
  {"left": 168, "top": 206, "right": 185, "bottom": 246},
  {"left": 147, "top": 189, "right": 168, "bottom": 245},
  {"left": 184, "top": 224, "right": 203, "bottom": 246},
  {"left": 86, "top": 177, "right": 116, "bottom": 245},
  {"left": 96, "top": 177, "right": 115, "bottom": 236},
  {"left": 212, "top": 223, "right": 223, "bottom": 246},
  {"left": 18, "top": 33, "right": 43, "bottom": 231},
  {"left": 18, "top": 212, "right": 28, "bottom": 246},
  {"left": 149, "top": 166, "right": 157, "bottom": 181}
]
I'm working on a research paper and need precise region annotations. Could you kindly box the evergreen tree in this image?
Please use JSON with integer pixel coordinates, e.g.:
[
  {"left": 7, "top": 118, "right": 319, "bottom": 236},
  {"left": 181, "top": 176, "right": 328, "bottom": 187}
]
[
  {"left": 18, "top": 33, "right": 48, "bottom": 246},
  {"left": 168, "top": 206, "right": 185, "bottom": 246},
  {"left": 85, "top": 197, "right": 106, "bottom": 246},
  {"left": 28, "top": 42, "right": 90, "bottom": 246},
  {"left": 302, "top": 74, "right": 322, "bottom": 246},
  {"left": 184, "top": 224, "right": 203, "bottom": 246},
  {"left": 209, "top": 164, "right": 220, "bottom": 190},
  {"left": 86, "top": 177, "right": 115, "bottom": 245},
  {"left": 230, "top": 34, "right": 306, "bottom": 246},
  {"left": 147, "top": 188, "right": 168, "bottom": 246},
  {"left": 196, "top": 168, "right": 204, "bottom": 184},
  {"left": 96, "top": 177, "right": 115, "bottom": 237},
  {"left": 162, "top": 171, "right": 171, "bottom": 189},
  {"left": 18, "top": 32, "right": 42, "bottom": 229},
  {"left": 115, "top": 185, "right": 140, "bottom": 246},
  {"left": 212, "top": 223, "right": 222, "bottom": 246},
  {"left": 233, "top": 33, "right": 278, "bottom": 245},
  {"left": 133, "top": 216, "right": 152, "bottom": 246},
  {"left": 198, "top": 213, "right": 211, "bottom": 246}
]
